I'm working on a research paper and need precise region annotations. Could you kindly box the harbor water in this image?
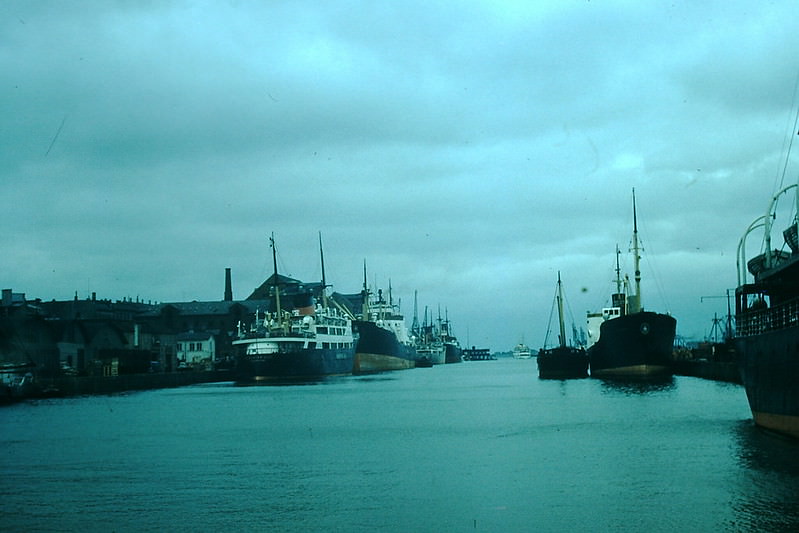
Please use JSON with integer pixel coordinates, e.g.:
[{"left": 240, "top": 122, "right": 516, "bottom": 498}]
[{"left": 2, "top": 359, "right": 798, "bottom": 532}]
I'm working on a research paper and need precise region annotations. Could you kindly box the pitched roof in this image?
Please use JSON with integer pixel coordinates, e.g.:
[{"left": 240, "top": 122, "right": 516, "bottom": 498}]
[{"left": 246, "top": 273, "right": 323, "bottom": 300}]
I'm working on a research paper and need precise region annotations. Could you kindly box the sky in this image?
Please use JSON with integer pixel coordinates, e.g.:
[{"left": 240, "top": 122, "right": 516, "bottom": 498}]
[{"left": 3, "top": 0, "right": 799, "bottom": 351}]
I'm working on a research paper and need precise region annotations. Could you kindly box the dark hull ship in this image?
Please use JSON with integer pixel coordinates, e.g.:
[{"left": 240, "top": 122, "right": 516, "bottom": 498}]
[
  {"left": 735, "top": 181, "right": 799, "bottom": 439},
  {"left": 441, "top": 313, "right": 462, "bottom": 364},
  {"left": 348, "top": 269, "right": 416, "bottom": 374},
  {"left": 537, "top": 272, "right": 588, "bottom": 379},
  {"left": 233, "top": 234, "right": 354, "bottom": 381},
  {"left": 587, "top": 191, "right": 676, "bottom": 378},
  {"left": 352, "top": 318, "right": 417, "bottom": 373},
  {"left": 587, "top": 311, "right": 676, "bottom": 378}
]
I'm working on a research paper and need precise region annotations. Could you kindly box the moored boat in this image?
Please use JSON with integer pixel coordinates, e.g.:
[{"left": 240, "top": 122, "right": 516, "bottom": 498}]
[
  {"left": 441, "top": 313, "right": 463, "bottom": 364},
  {"left": 586, "top": 190, "right": 676, "bottom": 378},
  {"left": 538, "top": 272, "right": 589, "bottom": 379},
  {"left": 735, "top": 177, "right": 799, "bottom": 439},
  {"left": 414, "top": 310, "right": 446, "bottom": 366},
  {"left": 233, "top": 234, "right": 355, "bottom": 381},
  {"left": 349, "top": 268, "right": 417, "bottom": 373}
]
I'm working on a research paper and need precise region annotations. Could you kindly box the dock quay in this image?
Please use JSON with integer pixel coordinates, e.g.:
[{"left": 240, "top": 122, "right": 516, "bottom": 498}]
[{"left": 4, "top": 370, "right": 233, "bottom": 403}]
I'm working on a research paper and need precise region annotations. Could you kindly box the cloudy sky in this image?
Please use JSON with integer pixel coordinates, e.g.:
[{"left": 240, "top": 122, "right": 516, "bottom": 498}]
[{"left": 3, "top": 1, "right": 799, "bottom": 350}]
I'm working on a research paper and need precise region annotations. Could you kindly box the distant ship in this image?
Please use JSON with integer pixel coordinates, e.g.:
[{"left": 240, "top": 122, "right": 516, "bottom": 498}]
[
  {"left": 347, "top": 267, "right": 417, "bottom": 373},
  {"left": 538, "top": 272, "right": 588, "bottom": 379},
  {"left": 411, "top": 295, "right": 460, "bottom": 365},
  {"left": 233, "top": 235, "right": 355, "bottom": 381},
  {"left": 512, "top": 343, "right": 532, "bottom": 359},
  {"left": 414, "top": 309, "right": 446, "bottom": 366},
  {"left": 441, "top": 313, "right": 463, "bottom": 364},
  {"left": 586, "top": 191, "right": 676, "bottom": 378},
  {"left": 735, "top": 174, "right": 799, "bottom": 439}
]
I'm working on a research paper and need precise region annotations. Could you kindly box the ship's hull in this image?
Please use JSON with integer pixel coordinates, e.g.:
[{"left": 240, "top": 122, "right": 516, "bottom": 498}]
[
  {"left": 444, "top": 341, "right": 462, "bottom": 364},
  {"left": 235, "top": 347, "right": 354, "bottom": 382},
  {"left": 416, "top": 344, "right": 446, "bottom": 365},
  {"left": 735, "top": 325, "right": 799, "bottom": 439},
  {"left": 537, "top": 346, "right": 589, "bottom": 379},
  {"left": 352, "top": 320, "right": 416, "bottom": 373},
  {"left": 588, "top": 311, "right": 676, "bottom": 378}
]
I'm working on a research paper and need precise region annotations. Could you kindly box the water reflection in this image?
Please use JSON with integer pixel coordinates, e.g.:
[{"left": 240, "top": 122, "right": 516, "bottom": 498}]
[
  {"left": 731, "top": 420, "right": 799, "bottom": 531},
  {"left": 233, "top": 376, "right": 345, "bottom": 387},
  {"left": 597, "top": 376, "right": 676, "bottom": 395}
]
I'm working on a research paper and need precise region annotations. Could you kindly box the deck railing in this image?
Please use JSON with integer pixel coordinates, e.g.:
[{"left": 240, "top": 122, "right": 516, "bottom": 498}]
[{"left": 737, "top": 297, "right": 799, "bottom": 337}]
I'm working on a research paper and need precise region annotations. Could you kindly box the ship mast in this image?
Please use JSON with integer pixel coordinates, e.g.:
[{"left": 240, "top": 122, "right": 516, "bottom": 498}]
[
  {"left": 557, "top": 271, "right": 567, "bottom": 348},
  {"left": 610, "top": 244, "right": 627, "bottom": 316},
  {"left": 361, "top": 260, "right": 369, "bottom": 319},
  {"left": 629, "top": 188, "right": 642, "bottom": 314},
  {"left": 270, "top": 233, "right": 284, "bottom": 331},
  {"left": 318, "top": 232, "right": 328, "bottom": 309},
  {"left": 411, "top": 290, "right": 420, "bottom": 336}
]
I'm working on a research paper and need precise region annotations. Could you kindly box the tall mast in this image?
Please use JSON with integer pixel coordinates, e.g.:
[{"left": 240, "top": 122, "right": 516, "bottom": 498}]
[
  {"left": 557, "top": 271, "right": 567, "bottom": 348},
  {"left": 270, "top": 233, "right": 282, "bottom": 329},
  {"left": 411, "top": 290, "right": 419, "bottom": 335},
  {"left": 630, "top": 188, "right": 642, "bottom": 313},
  {"left": 361, "top": 260, "right": 369, "bottom": 319},
  {"left": 318, "top": 232, "right": 328, "bottom": 309}
]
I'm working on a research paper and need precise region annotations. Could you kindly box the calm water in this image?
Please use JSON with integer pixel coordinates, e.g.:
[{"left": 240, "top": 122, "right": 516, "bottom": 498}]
[{"left": 2, "top": 359, "right": 798, "bottom": 532}]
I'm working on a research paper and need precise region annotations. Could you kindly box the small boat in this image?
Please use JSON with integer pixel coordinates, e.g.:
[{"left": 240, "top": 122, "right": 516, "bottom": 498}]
[
  {"left": 233, "top": 234, "right": 355, "bottom": 381},
  {"left": 735, "top": 164, "right": 799, "bottom": 438},
  {"left": 537, "top": 272, "right": 588, "bottom": 379},
  {"left": 586, "top": 190, "right": 676, "bottom": 378}
]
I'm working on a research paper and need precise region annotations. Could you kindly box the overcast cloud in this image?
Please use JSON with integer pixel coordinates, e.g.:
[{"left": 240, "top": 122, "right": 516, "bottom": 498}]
[{"left": 3, "top": 1, "right": 799, "bottom": 350}]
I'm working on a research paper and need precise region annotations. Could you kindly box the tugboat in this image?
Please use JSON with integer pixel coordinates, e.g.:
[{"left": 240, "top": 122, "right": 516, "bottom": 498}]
[
  {"left": 538, "top": 272, "right": 589, "bottom": 379},
  {"left": 735, "top": 175, "right": 799, "bottom": 438},
  {"left": 233, "top": 234, "right": 355, "bottom": 381},
  {"left": 586, "top": 190, "right": 676, "bottom": 378}
]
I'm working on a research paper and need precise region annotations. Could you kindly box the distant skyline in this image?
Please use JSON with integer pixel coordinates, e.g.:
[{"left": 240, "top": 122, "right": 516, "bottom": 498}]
[{"left": 3, "top": 1, "right": 799, "bottom": 350}]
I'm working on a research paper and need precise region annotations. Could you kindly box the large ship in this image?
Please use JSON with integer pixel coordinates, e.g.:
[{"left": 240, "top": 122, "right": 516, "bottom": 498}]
[
  {"left": 441, "top": 312, "right": 463, "bottom": 364},
  {"left": 735, "top": 178, "right": 799, "bottom": 439},
  {"left": 538, "top": 272, "right": 589, "bottom": 379},
  {"left": 586, "top": 191, "right": 676, "bottom": 378},
  {"left": 346, "top": 268, "right": 417, "bottom": 373},
  {"left": 233, "top": 235, "right": 355, "bottom": 381}
]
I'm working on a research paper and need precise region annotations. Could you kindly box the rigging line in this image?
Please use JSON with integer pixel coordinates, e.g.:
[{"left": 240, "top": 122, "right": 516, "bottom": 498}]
[
  {"left": 776, "top": 68, "right": 799, "bottom": 194},
  {"left": 561, "top": 284, "right": 580, "bottom": 341},
  {"left": 45, "top": 115, "right": 67, "bottom": 157},
  {"left": 636, "top": 217, "right": 673, "bottom": 313},
  {"left": 542, "top": 282, "right": 558, "bottom": 348}
]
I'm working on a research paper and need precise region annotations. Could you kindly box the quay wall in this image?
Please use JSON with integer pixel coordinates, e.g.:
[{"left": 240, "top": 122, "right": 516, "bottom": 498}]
[
  {"left": 39, "top": 370, "right": 233, "bottom": 397},
  {"left": 672, "top": 360, "right": 741, "bottom": 384}
]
